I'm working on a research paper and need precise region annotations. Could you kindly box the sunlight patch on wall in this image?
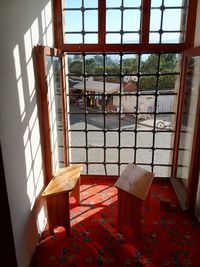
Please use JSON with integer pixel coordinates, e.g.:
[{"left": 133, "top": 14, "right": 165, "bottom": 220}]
[
  {"left": 24, "top": 18, "right": 39, "bottom": 101},
  {"left": 23, "top": 106, "right": 44, "bottom": 209},
  {"left": 41, "top": 2, "right": 53, "bottom": 46},
  {"left": 37, "top": 206, "right": 47, "bottom": 234},
  {"left": 14, "top": 45, "right": 26, "bottom": 121}
]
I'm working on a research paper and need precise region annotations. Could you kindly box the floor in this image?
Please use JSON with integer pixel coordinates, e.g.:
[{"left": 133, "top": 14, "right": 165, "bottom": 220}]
[{"left": 31, "top": 178, "right": 200, "bottom": 267}]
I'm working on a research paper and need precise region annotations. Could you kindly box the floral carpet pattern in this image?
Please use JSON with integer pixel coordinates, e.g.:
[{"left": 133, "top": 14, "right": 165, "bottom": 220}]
[{"left": 31, "top": 180, "right": 200, "bottom": 267}]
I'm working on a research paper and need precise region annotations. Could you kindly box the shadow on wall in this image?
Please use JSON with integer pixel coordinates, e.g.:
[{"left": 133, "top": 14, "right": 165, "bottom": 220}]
[{"left": 0, "top": 1, "right": 54, "bottom": 267}]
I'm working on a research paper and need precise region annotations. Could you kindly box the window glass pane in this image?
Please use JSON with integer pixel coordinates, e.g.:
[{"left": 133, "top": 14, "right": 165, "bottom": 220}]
[
  {"left": 124, "top": 0, "right": 141, "bottom": 7},
  {"left": 158, "top": 75, "right": 178, "bottom": 91},
  {"left": 123, "top": 10, "right": 140, "bottom": 31},
  {"left": 150, "top": 9, "right": 161, "bottom": 31},
  {"left": 46, "top": 56, "right": 63, "bottom": 172},
  {"left": 106, "top": 148, "right": 118, "bottom": 162},
  {"left": 106, "top": 10, "right": 121, "bottom": 31},
  {"left": 162, "top": 33, "right": 181, "bottom": 43},
  {"left": 121, "top": 95, "right": 137, "bottom": 114},
  {"left": 68, "top": 55, "right": 83, "bottom": 75},
  {"left": 84, "top": 0, "right": 98, "bottom": 8},
  {"left": 70, "top": 148, "right": 86, "bottom": 162},
  {"left": 163, "top": 9, "right": 181, "bottom": 31},
  {"left": 154, "top": 166, "right": 171, "bottom": 177},
  {"left": 65, "top": 34, "right": 83, "bottom": 44},
  {"left": 105, "top": 54, "right": 120, "bottom": 74},
  {"left": 106, "top": 34, "right": 121, "bottom": 44},
  {"left": 122, "top": 54, "right": 138, "bottom": 74},
  {"left": 84, "top": 10, "right": 98, "bottom": 31},
  {"left": 65, "top": 11, "right": 82, "bottom": 31},
  {"left": 88, "top": 148, "right": 103, "bottom": 162},
  {"left": 88, "top": 164, "right": 105, "bottom": 175},
  {"left": 155, "top": 132, "right": 174, "bottom": 148},
  {"left": 121, "top": 132, "right": 135, "bottom": 147},
  {"left": 70, "top": 132, "right": 85, "bottom": 146},
  {"left": 120, "top": 149, "right": 134, "bottom": 163},
  {"left": 65, "top": 0, "right": 82, "bottom": 8},
  {"left": 107, "top": 164, "right": 118, "bottom": 175},
  {"left": 85, "top": 54, "right": 103, "bottom": 75},
  {"left": 123, "top": 33, "right": 140, "bottom": 44},
  {"left": 140, "top": 54, "right": 159, "bottom": 74},
  {"left": 149, "top": 33, "right": 160, "bottom": 43},
  {"left": 87, "top": 114, "right": 104, "bottom": 129},
  {"left": 88, "top": 131, "right": 104, "bottom": 146},
  {"left": 137, "top": 132, "right": 153, "bottom": 147},
  {"left": 69, "top": 115, "right": 85, "bottom": 130},
  {"left": 106, "top": 0, "right": 121, "bottom": 8},
  {"left": 106, "top": 132, "right": 118, "bottom": 147},
  {"left": 164, "top": 0, "right": 184, "bottom": 7},
  {"left": 136, "top": 149, "right": 152, "bottom": 164},
  {"left": 84, "top": 34, "right": 98, "bottom": 44},
  {"left": 151, "top": 0, "right": 162, "bottom": 7},
  {"left": 139, "top": 76, "right": 157, "bottom": 91},
  {"left": 154, "top": 149, "right": 172, "bottom": 165},
  {"left": 160, "top": 54, "right": 180, "bottom": 73}
]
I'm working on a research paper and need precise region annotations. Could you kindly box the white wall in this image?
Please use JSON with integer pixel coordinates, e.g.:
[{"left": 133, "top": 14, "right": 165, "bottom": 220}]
[{"left": 0, "top": 1, "right": 53, "bottom": 267}]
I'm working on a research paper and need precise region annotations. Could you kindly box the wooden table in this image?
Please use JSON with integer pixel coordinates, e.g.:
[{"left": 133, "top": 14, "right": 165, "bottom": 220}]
[
  {"left": 42, "top": 164, "right": 83, "bottom": 235},
  {"left": 115, "top": 163, "right": 154, "bottom": 235}
]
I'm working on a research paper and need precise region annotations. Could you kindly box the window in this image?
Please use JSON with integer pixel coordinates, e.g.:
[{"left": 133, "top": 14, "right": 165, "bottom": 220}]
[
  {"left": 48, "top": 0, "right": 197, "bottom": 178},
  {"left": 64, "top": 52, "right": 180, "bottom": 177}
]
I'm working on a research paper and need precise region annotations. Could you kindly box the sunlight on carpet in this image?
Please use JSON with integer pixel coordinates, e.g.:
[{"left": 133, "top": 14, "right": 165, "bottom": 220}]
[{"left": 30, "top": 180, "right": 200, "bottom": 267}]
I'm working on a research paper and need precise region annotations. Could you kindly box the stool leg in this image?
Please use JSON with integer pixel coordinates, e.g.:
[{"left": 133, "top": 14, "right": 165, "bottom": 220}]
[
  {"left": 71, "top": 179, "right": 80, "bottom": 205},
  {"left": 46, "top": 193, "right": 71, "bottom": 236}
]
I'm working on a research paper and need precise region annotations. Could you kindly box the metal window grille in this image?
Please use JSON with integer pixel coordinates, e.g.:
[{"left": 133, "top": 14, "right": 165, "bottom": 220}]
[{"left": 56, "top": 52, "right": 181, "bottom": 178}]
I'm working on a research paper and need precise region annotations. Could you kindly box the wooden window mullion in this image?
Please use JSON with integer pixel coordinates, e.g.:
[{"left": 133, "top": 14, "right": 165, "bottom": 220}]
[
  {"left": 98, "top": 0, "right": 106, "bottom": 45},
  {"left": 53, "top": 0, "right": 63, "bottom": 49},
  {"left": 141, "top": 0, "right": 151, "bottom": 44}
]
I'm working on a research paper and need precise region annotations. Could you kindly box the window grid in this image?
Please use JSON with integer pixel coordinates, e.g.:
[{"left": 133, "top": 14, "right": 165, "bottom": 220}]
[
  {"left": 58, "top": 52, "right": 180, "bottom": 178},
  {"left": 62, "top": 0, "right": 189, "bottom": 46},
  {"left": 63, "top": 0, "right": 98, "bottom": 44},
  {"left": 106, "top": 0, "right": 142, "bottom": 44},
  {"left": 149, "top": 0, "right": 188, "bottom": 44}
]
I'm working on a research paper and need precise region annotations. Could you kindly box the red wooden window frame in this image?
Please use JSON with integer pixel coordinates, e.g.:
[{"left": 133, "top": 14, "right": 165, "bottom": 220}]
[
  {"left": 34, "top": 45, "right": 69, "bottom": 184},
  {"left": 53, "top": 0, "right": 198, "bottom": 53},
  {"left": 172, "top": 47, "right": 200, "bottom": 212}
]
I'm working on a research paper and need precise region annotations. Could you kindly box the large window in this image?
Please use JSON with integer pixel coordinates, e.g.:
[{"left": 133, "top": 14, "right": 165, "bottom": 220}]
[
  {"left": 61, "top": 52, "right": 180, "bottom": 177},
  {"left": 58, "top": 0, "right": 194, "bottom": 49},
  {"left": 46, "top": 0, "right": 198, "bottom": 178}
]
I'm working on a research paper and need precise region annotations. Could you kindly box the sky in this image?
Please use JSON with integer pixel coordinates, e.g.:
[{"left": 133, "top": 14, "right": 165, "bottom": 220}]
[{"left": 64, "top": 0, "right": 185, "bottom": 44}]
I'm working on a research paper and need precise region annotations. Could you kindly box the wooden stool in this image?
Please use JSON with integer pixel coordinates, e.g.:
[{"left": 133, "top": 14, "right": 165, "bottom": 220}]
[
  {"left": 42, "top": 164, "right": 83, "bottom": 236},
  {"left": 115, "top": 164, "right": 154, "bottom": 236}
]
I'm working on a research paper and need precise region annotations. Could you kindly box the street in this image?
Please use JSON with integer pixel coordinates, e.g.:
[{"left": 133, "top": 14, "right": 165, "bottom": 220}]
[{"left": 69, "top": 106, "right": 173, "bottom": 177}]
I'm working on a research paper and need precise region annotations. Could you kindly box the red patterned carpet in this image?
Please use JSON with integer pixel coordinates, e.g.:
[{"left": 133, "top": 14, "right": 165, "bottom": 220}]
[{"left": 31, "top": 180, "right": 200, "bottom": 267}]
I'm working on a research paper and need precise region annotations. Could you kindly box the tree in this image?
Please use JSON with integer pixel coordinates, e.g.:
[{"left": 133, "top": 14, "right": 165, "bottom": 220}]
[
  {"left": 140, "top": 54, "right": 178, "bottom": 90},
  {"left": 122, "top": 57, "right": 138, "bottom": 74}
]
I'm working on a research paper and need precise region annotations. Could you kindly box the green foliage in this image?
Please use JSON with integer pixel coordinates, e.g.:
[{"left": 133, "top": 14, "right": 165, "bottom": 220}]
[
  {"left": 68, "top": 54, "right": 178, "bottom": 90},
  {"left": 122, "top": 58, "right": 138, "bottom": 73}
]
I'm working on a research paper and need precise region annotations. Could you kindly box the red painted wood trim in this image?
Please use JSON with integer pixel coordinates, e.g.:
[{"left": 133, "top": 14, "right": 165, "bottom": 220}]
[
  {"left": 184, "top": 48, "right": 200, "bottom": 211},
  {"left": 61, "top": 43, "right": 187, "bottom": 53},
  {"left": 60, "top": 54, "right": 69, "bottom": 166},
  {"left": 141, "top": 0, "right": 151, "bottom": 44},
  {"left": 34, "top": 45, "right": 53, "bottom": 184},
  {"left": 98, "top": 0, "right": 106, "bottom": 45},
  {"left": 171, "top": 52, "right": 186, "bottom": 179},
  {"left": 53, "top": 0, "right": 63, "bottom": 49},
  {"left": 185, "top": 0, "right": 198, "bottom": 47}
]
